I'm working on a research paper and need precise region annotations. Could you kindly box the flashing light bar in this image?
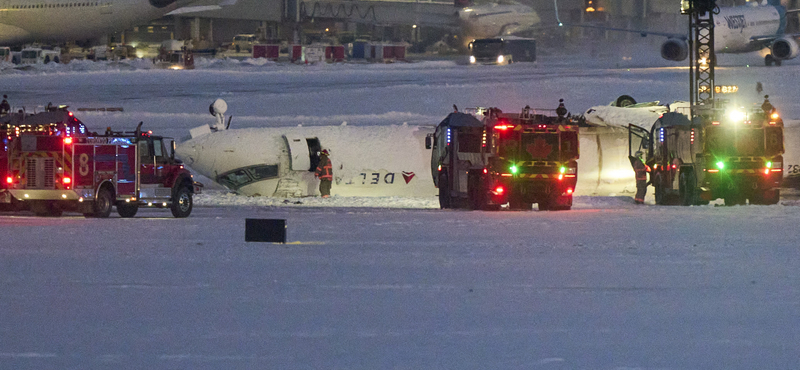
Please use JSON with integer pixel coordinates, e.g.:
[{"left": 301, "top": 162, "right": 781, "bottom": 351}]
[
  {"left": 771, "top": 112, "right": 780, "bottom": 120},
  {"left": 501, "top": 173, "right": 513, "bottom": 177},
  {"left": 712, "top": 121, "right": 720, "bottom": 125},
  {"left": 708, "top": 169, "right": 720, "bottom": 173},
  {"left": 494, "top": 124, "right": 514, "bottom": 130},
  {"left": 771, "top": 168, "right": 782, "bottom": 172}
]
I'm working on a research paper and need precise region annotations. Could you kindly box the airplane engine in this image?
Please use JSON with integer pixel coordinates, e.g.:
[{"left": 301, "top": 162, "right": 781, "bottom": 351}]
[
  {"left": 771, "top": 37, "right": 800, "bottom": 60},
  {"left": 661, "top": 38, "right": 688, "bottom": 61}
]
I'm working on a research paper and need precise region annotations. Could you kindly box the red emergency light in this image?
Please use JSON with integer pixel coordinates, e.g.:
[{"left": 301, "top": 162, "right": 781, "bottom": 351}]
[
  {"left": 63, "top": 137, "right": 73, "bottom": 145},
  {"left": 494, "top": 124, "right": 514, "bottom": 131},
  {"left": 62, "top": 177, "right": 71, "bottom": 184},
  {"left": 5, "top": 176, "right": 12, "bottom": 184},
  {"left": 566, "top": 188, "right": 574, "bottom": 194},
  {"left": 494, "top": 185, "right": 505, "bottom": 194},
  {"left": 483, "top": 168, "right": 488, "bottom": 174},
  {"left": 68, "top": 111, "right": 73, "bottom": 117}
]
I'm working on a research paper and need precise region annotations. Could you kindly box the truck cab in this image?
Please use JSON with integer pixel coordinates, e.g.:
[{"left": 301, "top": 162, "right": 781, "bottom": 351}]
[
  {"left": 629, "top": 102, "right": 784, "bottom": 205},
  {"left": 429, "top": 107, "right": 579, "bottom": 210}
]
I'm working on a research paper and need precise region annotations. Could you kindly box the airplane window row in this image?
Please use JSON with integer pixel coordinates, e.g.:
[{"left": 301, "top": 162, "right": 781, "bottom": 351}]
[
  {"left": 216, "top": 164, "right": 279, "bottom": 190},
  {"left": 10, "top": 2, "right": 102, "bottom": 8}
]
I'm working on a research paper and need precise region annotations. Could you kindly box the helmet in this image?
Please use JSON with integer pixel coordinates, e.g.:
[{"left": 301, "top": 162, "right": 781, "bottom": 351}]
[{"left": 320, "top": 149, "right": 330, "bottom": 156}]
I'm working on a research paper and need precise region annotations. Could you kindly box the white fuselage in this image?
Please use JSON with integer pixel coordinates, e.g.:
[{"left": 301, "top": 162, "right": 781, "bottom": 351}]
[
  {"left": 0, "top": 0, "right": 177, "bottom": 44},
  {"left": 176, "top": 122, "right": 652, "bottom": 198},
  {"left": 715, "top": 4, "right": 783, "bottom": 54},
  {"left": 458, "top": 3, "right": 540, "bottom": 39}
]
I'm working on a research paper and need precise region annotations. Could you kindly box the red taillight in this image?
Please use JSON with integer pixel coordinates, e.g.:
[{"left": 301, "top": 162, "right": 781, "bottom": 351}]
[
  {"left": 494, "top": 186, "right": 504, "bottom": 194},
  {"left": 708, "top": 169, "right": 719, "bottom": 173},
  {"left": 483, "top": 168, "right": 488, "bottom": 174},
  {"left": 63, "top": 177, "right": 71, "bottom": 184},
  {"left": 566, "top": 188, "right": 574, "bottom": 194},
  {"left": 558, "top": 174, "right": 564, "bottom": 180},
  {"left": 64, "top": 137, "right": 73, "bottom": 145},
  {"left": 764, "top": 168, "right": 770, "bottom": 175},
  {"left": 6, "top": 176, "right": 12, "bottom": 184}
]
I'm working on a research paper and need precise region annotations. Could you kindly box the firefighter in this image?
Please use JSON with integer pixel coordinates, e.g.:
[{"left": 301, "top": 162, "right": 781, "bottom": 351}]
[
  {"left": 315, "top": 149, "right": 333, "bottom": 198},
  {"left": 761, "top": 95, "right": 773, "bottom": 114},
  {"left": 630, "top": 151, "right": 651, "bottom": 204},
  {"left": 0, "top": 95, "right": 10, "bottom": 115},
  {"left": 556, "top": 98, "right": 567, "bottom": 119}
]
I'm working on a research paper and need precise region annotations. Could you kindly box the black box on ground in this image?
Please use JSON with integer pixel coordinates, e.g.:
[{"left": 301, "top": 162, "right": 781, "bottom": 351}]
[{"left": 245, "top": 218, "right": 286, "bottom": 243}]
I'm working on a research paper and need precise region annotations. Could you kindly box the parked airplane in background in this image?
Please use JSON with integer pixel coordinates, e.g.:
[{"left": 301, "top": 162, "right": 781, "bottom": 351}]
[
  {"left": 458, "top": 1, "right": 540, "bottom": 39},
  {"left": 0, "top": 0, "right": 227, "bottom": 45},
  {"left": 558, "top": 0, "right": 800, "bottom": 66}
]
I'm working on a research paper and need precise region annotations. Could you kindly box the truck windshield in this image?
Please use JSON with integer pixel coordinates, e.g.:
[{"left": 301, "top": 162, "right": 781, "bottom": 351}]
[
  {"left": 498, "top": 132, "right": 560, "bottom": 161},
  {"left": 706, "top": 127, "right": 765, "bottom": 156},
  {"left": 21, "top": 50, "right": 38, "bottom": 58},
  {"left": 471, "top": 40, "right": 503, "bottom": 58}
]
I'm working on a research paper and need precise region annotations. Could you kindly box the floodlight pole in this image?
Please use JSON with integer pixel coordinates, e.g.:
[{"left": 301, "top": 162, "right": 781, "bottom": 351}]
[{"left": 684, "top": 0, "right": 716, "bottom": 117}]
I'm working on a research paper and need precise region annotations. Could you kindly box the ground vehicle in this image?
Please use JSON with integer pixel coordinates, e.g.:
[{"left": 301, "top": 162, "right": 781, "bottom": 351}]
[
  {"left": 1, "top": 108, "right": 200, "bottom": 217},
  {"left": 0, "top": 47, "right": 11, "bottom": 63},
  {"left": 468, "top": 37, "right": 536, "bottom": 65},
  {"left": 19, "top": 47, "right": 60, "bottom": 64},
  {"left": 428, "top": 106, "right": 579, "bottom": 210},
  {"left": 629, "top": 103, "right": 784, "bottom": 205},
  {"left": 232, "top": 34, "right": 258, "bottom": 53}
]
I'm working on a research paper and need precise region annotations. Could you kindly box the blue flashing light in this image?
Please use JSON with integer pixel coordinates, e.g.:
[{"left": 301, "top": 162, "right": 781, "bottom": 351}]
[
  {"left": 659, "top": 127, "right": 664, "bottom": 143},
  {"left": 446, "top": 128, "right": 451, "bottom": 146}
]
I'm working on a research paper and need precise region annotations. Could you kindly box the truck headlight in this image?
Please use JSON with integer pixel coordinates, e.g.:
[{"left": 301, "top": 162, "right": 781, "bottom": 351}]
[
  {"left": 469, "top": 55, "right": 476, "bottom": 64},
  {"left": 497, "top": 55, "right": 504, "bottom": 64}
]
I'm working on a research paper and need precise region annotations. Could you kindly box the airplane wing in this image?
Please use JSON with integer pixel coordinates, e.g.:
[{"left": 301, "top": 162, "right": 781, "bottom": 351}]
[{"left": 557, "top": 23, "right": 687, "bottom": 40}]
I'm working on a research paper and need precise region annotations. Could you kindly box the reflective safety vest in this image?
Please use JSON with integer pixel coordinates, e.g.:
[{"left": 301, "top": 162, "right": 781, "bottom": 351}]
[
  {"left": 316, "top": 155, "right": 333, "bottom": 181},
  {"left": 633, "top": 160, "right": 650, "bottom": 181}
]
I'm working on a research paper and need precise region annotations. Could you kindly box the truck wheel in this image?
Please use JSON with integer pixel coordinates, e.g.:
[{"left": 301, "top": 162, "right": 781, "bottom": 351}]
[
  {"left": 85, "top": 188, "right": 113, "bottom": 218},
  {"left": 752, "top": 189, "right": 780, "bottom": 205},
  {"left": 679, "top": 170, "right": 695, "bottom": 206},
  {"left": 438, "top": 171, "right": 451, "bottom": 209},
  {"left": 235, "top": 45, "right": 241, "bottom": 53},
  {"left": 653, "top": 173, "right": 665, "bottom": 205},
  {"left": 171, "top": 186, "right": 193, "bottom": 218},
  {"left": 615, "top": 95, "right": 637, "bottom": 107},
  {"left": 117, "top": 203, "right": 139, "bottom": 218}
]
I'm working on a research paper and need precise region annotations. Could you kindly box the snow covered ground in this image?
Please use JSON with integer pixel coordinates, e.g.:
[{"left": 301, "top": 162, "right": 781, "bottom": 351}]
[{"left": 2, "top": 46, "right": 800, "bottom": 369}]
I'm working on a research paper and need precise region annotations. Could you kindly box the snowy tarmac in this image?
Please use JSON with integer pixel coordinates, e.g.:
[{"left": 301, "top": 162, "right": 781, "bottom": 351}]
[{"left": 2, "top": 202, "right": 799, "bottom": 369}]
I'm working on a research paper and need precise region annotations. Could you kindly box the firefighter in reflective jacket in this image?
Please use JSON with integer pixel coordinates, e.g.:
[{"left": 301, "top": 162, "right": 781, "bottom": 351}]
[
  {"left": 315, "top": 149, "right": 333, "bottom": 198},
  {"left": 630, "top": 151, "right": 651, "bottom": 204}
]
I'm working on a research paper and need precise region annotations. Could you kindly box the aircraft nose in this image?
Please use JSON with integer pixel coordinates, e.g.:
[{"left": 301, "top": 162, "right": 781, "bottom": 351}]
[
  {"left": 175, "top": 142, "right": 195, "bottom": 166},
  {"left": 149, "top": 0, "right": 176, "bottom": 8}
]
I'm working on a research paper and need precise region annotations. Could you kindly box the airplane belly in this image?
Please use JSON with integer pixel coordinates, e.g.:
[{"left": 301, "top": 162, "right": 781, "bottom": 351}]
[{"left": 0, "top": 23, "right": 32, "bottom": 44}]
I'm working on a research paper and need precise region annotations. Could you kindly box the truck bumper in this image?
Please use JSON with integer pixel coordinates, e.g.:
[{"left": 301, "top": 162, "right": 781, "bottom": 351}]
[{"left": 7, "top": 189, "right": 80, "bottom": 201}]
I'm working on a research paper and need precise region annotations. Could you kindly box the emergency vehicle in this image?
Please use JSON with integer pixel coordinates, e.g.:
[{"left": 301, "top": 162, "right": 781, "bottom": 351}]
[
  {"left": 629, "top": 103, "right": 784, "bottom": 205},
  {"left": 2, "top": 107, "right": 200, "bottom": 217},
  {"left": 468, "top": 37, "right": 536, "bottom": 65},
  {"left": 427, "top": 106, "right": 579, "bottom": 210}
]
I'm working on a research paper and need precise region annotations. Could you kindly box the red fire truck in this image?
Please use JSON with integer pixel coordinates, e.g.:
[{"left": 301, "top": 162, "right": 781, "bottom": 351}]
[
  {"left": 427, "top": 106, "right": 579, "bottom": 210},
  {"left": 2, "top": 108, "right": 200, "bottom": 217}
]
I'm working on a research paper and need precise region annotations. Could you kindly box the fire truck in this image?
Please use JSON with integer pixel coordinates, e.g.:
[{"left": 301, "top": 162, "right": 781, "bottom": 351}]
[
  {"left": 427, "top": 106, "right": 579, "bottom": 211},
  {"left": 628, "top": 104, "right": 784, "bottom": 205},
  {"left": 2, "top": 107, "right": 200, "bottom": 217}
]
